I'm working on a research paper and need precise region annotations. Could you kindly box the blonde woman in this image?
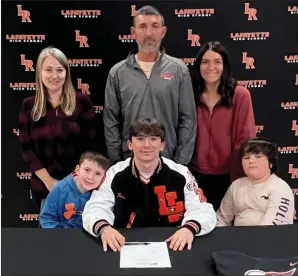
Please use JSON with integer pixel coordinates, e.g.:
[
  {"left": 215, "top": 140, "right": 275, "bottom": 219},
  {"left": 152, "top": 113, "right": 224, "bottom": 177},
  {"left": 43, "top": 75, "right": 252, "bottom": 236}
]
[{"left": 18, "top": 46, "right": 97, "bottom": 209}]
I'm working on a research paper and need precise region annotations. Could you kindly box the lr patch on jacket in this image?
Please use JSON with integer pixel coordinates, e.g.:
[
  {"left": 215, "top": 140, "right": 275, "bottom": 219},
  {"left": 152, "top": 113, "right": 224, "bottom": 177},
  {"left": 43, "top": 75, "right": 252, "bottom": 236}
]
[
  {"left": 154, "top": 185, "right": 185, "bottom": 222},
  {"left": 63, "top": 203, "right": 83, "bottom": 220}
]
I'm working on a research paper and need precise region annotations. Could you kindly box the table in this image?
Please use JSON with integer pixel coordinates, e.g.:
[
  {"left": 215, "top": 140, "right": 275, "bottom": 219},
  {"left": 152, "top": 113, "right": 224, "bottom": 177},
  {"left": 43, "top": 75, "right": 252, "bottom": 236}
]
[{"left": 2, "top": 225, "right": 298, "bottom": 276}]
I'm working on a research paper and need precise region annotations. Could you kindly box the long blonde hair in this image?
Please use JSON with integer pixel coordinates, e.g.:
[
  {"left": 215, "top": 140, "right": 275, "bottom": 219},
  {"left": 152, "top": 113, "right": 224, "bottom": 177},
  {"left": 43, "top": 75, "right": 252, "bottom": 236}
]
[{"left": 32, "top": 46, "right": 76, "bottom": 121}]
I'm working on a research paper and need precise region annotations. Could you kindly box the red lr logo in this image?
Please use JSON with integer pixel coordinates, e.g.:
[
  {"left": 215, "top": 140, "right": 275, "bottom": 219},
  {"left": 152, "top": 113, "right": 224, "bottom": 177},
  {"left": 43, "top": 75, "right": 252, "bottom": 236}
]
[{"left": 154, "top": 185, "right": 184, "bottom": 222}]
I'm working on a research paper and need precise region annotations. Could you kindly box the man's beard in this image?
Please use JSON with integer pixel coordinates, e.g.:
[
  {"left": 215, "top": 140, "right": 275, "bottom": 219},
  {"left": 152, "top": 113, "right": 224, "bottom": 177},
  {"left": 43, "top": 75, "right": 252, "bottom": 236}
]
[{"left": 138, "top": 39, "right": 160, "bottom": 53}]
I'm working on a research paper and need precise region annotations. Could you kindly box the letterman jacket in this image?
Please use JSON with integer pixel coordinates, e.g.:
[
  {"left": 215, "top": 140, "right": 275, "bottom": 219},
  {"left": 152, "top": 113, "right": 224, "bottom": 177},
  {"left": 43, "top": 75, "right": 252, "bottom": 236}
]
[{"left": 82, "top": 157, "right": 216, "bottom": 237}]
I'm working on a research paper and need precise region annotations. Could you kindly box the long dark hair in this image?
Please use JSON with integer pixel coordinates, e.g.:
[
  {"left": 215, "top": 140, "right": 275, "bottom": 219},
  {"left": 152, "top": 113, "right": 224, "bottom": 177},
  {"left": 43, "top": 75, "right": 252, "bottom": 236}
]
[{"left": 190, "top": 41, "right": 237, "bottom": 106}]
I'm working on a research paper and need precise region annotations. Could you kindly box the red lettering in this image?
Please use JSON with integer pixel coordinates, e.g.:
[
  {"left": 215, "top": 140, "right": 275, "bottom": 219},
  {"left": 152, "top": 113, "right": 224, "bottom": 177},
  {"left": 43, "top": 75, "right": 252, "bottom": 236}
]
[
  {"left": 77, "top": 79, "right": 90, "bottom": 95},
  {"left": 244, "top": 3, "right": 257, "bottom": 20},
  {"left": 292, "top": 120, "right": 298, "bottom": 135},
  {"left": 75, "top": 30, "right": 89, "bottom": 47},
  {"left": 187, "top": 29, "right": 200, "bottom": 46},
  {"left": 288, "top": 6, "right": 298, "bottom": 12},
  {"left": 131, "top": 5, "right": 136, "bottom": 16},
  {"left": 21, "top": 55, "right": 34, "bottom": 71},
  {"left": 242, "top": 52, "right": 255, "bottom": 69},
  {"left": 17, "top": 5, "right": 32, "bottom": 22},
  {"left": 289, "top": 164, "right": 298, "bottom": 179},
  {"left": 154, "top": 186, "right": 184, "bottom": 222}
]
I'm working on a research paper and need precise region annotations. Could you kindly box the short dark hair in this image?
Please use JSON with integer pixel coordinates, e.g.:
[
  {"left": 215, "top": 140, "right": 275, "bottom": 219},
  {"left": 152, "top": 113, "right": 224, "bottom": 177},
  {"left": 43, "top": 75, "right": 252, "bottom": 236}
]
[
  {"left": 190, "top": 41, "right": 237, "bottom": 106},
  {"left": 79, "top": 151, "right": 110, "bottom": 171},
  {"left": 134, "top": 5, "right": 165, "bottom": 26},
  {"left": 128, "top": 118, "right": 165, "bottom": 141},
  {"left": 239, "top": 137, "right": 279, "bottom": 173}
]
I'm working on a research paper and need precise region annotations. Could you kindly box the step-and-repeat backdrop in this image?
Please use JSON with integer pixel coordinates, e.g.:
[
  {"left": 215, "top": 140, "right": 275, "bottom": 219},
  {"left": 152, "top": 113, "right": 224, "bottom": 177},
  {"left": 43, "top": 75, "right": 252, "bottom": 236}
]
[{"left": 2, "top": 1, "right": 298, "bottom": 226}]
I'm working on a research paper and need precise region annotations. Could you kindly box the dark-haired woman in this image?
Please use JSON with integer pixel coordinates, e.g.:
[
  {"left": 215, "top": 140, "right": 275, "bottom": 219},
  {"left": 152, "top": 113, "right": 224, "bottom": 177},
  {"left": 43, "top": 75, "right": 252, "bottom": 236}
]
[{"left": 189, "top": 41, "right": 256, "bottom": 210}]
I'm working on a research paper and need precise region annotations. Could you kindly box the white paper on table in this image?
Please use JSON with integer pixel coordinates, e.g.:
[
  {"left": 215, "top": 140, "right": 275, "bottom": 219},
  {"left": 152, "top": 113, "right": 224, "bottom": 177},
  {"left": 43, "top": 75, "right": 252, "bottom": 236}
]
[{"left": 120, "top": 242, "right": 172, "bottom": 268}]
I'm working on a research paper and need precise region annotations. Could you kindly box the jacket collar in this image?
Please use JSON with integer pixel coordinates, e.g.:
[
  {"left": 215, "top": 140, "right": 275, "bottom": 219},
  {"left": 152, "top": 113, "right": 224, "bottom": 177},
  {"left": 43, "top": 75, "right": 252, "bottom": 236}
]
[
  {"left": 131, "top": 157, "right": 163, "bottom": 180},
  {"left": 126, "top": 46, "right": 166, "bottom": 68}
]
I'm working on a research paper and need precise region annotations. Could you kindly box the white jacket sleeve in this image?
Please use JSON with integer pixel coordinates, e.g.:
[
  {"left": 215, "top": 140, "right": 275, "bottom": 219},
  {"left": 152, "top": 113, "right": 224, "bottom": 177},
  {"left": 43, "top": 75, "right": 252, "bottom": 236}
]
[
  {"left": 82, "top": 168, "right": 116, "bottom": 237},
  {"left": 182, "top": 170, "right": 217, "bottom": 236}
]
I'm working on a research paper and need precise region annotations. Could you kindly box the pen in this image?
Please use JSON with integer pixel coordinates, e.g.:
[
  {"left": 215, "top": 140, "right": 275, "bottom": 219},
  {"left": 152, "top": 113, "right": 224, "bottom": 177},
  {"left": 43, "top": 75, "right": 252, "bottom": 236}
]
[{"left": 124, "top": 242, "right": 150, "bottom": 246}]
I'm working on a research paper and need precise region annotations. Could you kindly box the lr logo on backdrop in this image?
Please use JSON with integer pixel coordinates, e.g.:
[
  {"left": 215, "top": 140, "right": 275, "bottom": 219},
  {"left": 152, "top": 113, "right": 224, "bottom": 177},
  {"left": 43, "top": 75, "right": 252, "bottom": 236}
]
[
  {"left": 292, "top": 120, "right": 298, "bottom": 136},
  {"left": 77, "top": 79, "right": 90, "bottom": 95},
  {"left": 289, "top": 164, "right": 298, "bottom": 179},
  {"left": 187, "top": 30, "right": 200, "bottom": 46},
  {"left": 131, "top": 5, "right": 136, "bottom": 16},
  {"left": 17, "top": 5, "right": 31, "bottom": 22},
  {"left": 75, "top": 31, "right": 89, "bottom": 48},
  {"left": 242, "top": 52, "right": 255, "bottom": 69},
  {"left": 244, "top": 3, "right": 257, "bottom": 20},
  {"left": 21, "top": 55, "right": 34, "bottom": 71}
]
